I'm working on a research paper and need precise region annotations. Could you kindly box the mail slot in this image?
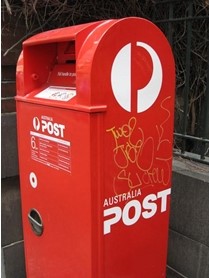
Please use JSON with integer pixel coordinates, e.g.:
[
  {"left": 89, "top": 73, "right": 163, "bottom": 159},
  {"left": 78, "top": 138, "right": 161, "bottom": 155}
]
[{"left": 16, "top": 17, "right": 175, "bottom": 277}]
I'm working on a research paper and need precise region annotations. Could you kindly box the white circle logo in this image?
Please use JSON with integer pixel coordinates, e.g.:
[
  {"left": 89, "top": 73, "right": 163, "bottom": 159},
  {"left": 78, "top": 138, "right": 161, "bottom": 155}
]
[
  {"left": 111, "top": 42, "right": 163, "bottom": 113},
  {"left": 33, "top": 117, "right": 40, "bottom": 131},
  {"left": 29, "top": 172, "right": 38, "bottom": 188}
]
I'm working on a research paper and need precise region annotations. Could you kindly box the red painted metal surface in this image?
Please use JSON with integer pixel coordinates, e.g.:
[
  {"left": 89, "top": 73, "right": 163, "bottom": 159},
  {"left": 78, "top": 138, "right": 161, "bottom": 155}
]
[{"left": 16, "top": 17, "right": 175, "bottom": 278}]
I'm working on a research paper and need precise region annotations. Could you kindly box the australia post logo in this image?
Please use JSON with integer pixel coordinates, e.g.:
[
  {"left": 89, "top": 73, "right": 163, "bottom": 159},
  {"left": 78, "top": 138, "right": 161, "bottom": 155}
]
[
  {"left": 103, "top": 188, "right": 171, "bottom": 235},
  {"left": 33, "top": 116, "right": 65, "bottom": 138},
  {"left": 111, "top": 42, "right": 163, "bottom": 113}
]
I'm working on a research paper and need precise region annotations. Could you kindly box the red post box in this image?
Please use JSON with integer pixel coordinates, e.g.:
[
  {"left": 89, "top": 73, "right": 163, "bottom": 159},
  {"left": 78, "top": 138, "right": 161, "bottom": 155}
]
[{"left": 16, "top": 17, "right": 175, "bottom": 277}]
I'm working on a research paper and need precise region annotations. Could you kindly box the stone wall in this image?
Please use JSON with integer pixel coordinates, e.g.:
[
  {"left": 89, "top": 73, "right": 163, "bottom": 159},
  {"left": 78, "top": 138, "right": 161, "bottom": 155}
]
[
  {"left": 1, "top": 13, "right": 27, "bottom": 278},
  {"left": 167, "top": 159, "right": 209, "bottom": 278}
]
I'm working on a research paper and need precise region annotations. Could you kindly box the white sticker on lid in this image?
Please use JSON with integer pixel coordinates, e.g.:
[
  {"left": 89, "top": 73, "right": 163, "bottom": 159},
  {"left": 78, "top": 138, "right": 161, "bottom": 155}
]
[{"left": 35, "top": 86, "right": 76, "bottom": 102}]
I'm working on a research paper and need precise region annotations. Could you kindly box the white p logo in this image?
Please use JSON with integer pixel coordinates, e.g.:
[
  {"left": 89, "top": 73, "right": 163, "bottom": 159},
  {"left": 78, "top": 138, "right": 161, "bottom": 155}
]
[
  {"left": 33, "top": 117, "right": 40, "bottom": 131},
  {"left": 111, "top": 42, "right": 163, "bottom": 113}
]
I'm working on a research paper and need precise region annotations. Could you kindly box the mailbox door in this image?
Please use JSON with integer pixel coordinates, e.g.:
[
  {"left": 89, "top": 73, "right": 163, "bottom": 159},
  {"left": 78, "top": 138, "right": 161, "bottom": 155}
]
[{"left": 17, "top": 102, "right": 103, "bottom": 278}]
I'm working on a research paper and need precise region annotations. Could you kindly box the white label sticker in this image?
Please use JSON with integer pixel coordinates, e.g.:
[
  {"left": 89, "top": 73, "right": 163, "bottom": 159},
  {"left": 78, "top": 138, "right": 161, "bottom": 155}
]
[
  {"left": 30, "top": 131, "right": 71, "bottom": 173},
  {"left": 35, "top": 86, "right": 76, "bottom": 102}
]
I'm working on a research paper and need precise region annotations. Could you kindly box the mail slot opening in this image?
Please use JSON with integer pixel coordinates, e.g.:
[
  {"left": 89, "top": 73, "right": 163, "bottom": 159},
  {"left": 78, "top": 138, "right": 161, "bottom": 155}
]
[
  {"left": 66, "top": 60, "right": 76, "bottom": 64},
  {"left": 57, "top": 41, "right": 75, "bottom": 64}
]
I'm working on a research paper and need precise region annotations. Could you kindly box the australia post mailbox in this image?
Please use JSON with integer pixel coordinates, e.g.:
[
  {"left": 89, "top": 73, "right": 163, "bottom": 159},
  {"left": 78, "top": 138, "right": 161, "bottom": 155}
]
[{"left": 16, "top": 17, "right": 175, "bottom": 277}]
